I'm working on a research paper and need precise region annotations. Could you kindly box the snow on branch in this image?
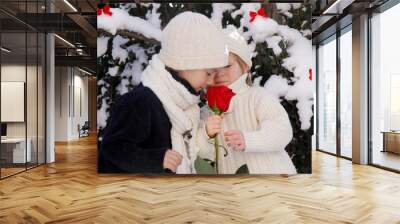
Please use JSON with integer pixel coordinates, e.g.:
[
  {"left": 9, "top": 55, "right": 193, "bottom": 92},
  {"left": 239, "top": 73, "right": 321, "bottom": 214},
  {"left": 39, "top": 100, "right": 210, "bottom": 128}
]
[{"left": 98, "top": 7, "right": 162, "bottom": 42}]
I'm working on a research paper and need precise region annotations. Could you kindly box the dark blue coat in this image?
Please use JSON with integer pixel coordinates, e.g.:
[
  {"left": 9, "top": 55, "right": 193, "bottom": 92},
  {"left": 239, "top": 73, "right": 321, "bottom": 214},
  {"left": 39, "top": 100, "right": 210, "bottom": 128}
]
[{"left": 98, "top": 84, "right": 172, "bottom": 173}]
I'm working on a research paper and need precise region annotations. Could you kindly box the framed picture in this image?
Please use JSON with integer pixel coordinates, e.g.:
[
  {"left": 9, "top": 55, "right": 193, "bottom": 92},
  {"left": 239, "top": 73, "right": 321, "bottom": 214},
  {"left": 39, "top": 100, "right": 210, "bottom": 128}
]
[{"left": 97, "top": 2, "right": 313, "bottom": 175}]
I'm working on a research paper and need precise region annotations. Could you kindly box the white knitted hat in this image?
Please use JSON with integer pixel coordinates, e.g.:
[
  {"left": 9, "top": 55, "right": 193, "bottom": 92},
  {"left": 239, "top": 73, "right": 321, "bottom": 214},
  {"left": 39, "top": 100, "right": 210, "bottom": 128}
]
[
  {"left": 223, "top": 25, "right": 253, "bottom": 69},
  {"left": 159, "top": 11, "right": 229, "bottom": 70}
]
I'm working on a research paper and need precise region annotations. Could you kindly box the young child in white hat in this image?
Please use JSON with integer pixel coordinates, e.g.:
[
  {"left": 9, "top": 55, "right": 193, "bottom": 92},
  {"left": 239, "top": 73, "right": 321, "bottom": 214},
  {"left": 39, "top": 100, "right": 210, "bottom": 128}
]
[{"left": 199, "top": 25, "right": 297, "bottom": 174}]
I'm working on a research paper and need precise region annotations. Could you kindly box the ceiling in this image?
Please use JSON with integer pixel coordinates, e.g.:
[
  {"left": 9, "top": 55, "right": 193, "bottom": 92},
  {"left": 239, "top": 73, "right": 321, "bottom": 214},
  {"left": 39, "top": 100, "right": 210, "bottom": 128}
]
[
  {"left": 312, "top": 0, "right": 390, "bottom": 44},
  {"left": 0, "top": 0, "right": 99, "bottom": 73}
]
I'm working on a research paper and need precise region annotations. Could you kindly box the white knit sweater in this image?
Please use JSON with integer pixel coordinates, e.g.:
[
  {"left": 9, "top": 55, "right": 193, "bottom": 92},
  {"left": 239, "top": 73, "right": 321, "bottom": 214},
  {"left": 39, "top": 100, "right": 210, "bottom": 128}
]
[{"left": 198, "top": 75, "right": 297, "bottom": 174}]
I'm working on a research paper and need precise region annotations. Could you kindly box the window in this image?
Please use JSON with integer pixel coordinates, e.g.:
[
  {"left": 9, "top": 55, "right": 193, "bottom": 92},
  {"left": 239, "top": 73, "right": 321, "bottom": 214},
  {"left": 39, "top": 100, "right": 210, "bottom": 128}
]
[
  {"left": 316, "top": 24, "right": 353, "bottom": 159},
  {"left": 0, "top": 0, "right": 47, "bottom": 179},
  {"left": 370, "top": 2, "right": 400, "bottom": 171},
  {"left": 317, "top": 35, "right": 337, "bottom": 154}
]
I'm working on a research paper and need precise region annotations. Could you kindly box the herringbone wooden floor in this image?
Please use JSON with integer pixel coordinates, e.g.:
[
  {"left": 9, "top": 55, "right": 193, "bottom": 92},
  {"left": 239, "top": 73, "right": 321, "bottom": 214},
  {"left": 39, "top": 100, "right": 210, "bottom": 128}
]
[{"left": 0, "top": 135, "right": 399, "bottom": 224}]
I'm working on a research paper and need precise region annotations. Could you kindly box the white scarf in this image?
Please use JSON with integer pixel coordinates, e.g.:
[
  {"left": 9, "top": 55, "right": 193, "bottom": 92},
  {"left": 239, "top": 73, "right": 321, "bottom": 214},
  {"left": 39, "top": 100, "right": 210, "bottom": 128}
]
[{"left": 141, "top": 55, "right": 200, "bottom": 174}]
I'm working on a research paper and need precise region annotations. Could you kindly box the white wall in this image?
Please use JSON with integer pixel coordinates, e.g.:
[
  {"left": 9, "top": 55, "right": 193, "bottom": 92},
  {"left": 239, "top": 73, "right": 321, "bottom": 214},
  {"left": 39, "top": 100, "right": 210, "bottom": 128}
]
[
  {"left": 1, "top": 65, "right": 40, "bottom": 137},
  {"left": 55, "top": 66, "right": 69, "bottom": 141},
  {"left": 1, "top": 65, "right": 25, "bottom": 128},
  {"left": 54, "top": 67, "right": 89, "bottom": 141},
  {"left": 70, "top": 71, "right": 89, "bottom": 139},
  {"left": 1, "top": 65, "right": 26, "bottom": 139},
  {"left": 1, "top": 64, "right": 46, "bottom": 164}
]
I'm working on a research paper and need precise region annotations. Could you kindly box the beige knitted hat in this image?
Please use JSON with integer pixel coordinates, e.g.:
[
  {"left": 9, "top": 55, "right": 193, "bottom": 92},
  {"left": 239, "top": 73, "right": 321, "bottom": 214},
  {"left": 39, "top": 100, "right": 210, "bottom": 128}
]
[
  {"left": 223, "top": 25, "right": 253, "bottom": 69},
  {"left": 159, "top": 11, "right": 229, "bottom": 70}
]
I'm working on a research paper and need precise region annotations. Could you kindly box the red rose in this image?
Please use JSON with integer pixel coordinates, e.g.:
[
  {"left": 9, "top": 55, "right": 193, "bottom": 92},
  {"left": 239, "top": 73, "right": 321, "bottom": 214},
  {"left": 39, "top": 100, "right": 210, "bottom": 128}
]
[
  {"left": 205, "top": 86, "right": 236, "bottom": 114},
  {"left": 205, "top": 85, "right": 235, "bottom": 174}
]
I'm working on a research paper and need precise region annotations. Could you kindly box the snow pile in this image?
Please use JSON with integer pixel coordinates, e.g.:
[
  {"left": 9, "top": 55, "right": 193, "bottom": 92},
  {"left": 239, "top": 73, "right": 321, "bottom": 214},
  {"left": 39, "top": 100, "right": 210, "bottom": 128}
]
[
  {"left": 97, "top": 79, "right": 109, "bottom": 131},
  {"left": 108, "top": 66, "right": 119, "bottom": 77},
  {"left": 145, "top": 4, "right": 162, "bottom": 29},
  {"left": 116, "top": 78, "right": 130, "bottom": 96},
  {"left": 211, "top": 3, "right": 235, "bottom": 29},
  {"left": 261, "top": 75, "right": 289, "bottom": 98},
  {"left": 115, "top": 44, "right": 151, "bottom": 95},
  {"left": 248, "top": 17, "right": 279, "bottom": 42},
  {"left": 112, "top": 35, "right": 129, "bottom": 63},
  {"left": 97, "top": 98, "right": 109, "bottom": 133},
  {"left": 97, "top": 36, "right": 109, "bottom": 57},
  {"left": 126, "top": 44, "right": 149, "bottom": 85},
  {"left": 98, "top": 7, "right": 162, "bottom": 41},
  {"left": 276, "top": 3, "right": 302, "bottom": 18},
  {"left": 265, "top": 36, "right": 283, "bottom": 55}
]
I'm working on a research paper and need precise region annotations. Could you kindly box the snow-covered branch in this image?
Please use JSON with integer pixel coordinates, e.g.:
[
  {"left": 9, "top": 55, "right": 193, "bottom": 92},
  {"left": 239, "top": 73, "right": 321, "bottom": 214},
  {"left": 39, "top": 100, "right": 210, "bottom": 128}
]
[
  {"left": 98, "top": 29, "right": 160, "bottom": 45},
  {"left": 97, "top": 7, "right": 162, "bottom": 41}
]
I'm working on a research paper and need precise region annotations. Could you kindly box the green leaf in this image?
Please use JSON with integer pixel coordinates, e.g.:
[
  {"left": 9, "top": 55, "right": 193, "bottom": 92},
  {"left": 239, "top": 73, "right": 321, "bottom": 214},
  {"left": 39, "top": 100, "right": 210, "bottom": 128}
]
[
  {"left": 235, "top": 164, "right": 249, "bottom": 174},
  {"left": 194, "top": 157, "right": 216, "bottom": 174}
]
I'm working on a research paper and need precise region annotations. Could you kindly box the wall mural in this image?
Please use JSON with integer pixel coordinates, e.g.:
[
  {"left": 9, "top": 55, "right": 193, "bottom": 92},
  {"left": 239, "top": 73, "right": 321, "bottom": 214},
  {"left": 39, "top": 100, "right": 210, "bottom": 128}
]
[{"left": 97, "top": 2, "right": 313, "bottom": 174}]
